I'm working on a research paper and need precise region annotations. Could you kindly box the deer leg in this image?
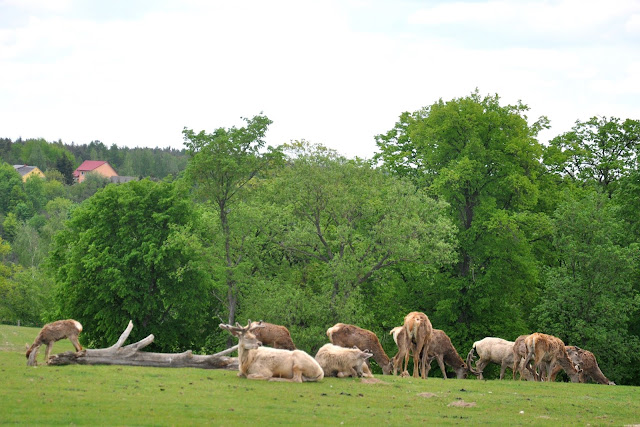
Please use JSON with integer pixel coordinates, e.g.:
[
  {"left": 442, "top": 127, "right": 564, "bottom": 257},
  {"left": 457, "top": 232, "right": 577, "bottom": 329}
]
[
  {"left": 414, "top": 338, "right": 426, "bottom": 379},
  {"left": 435, "top": 355, "right": 447, "bottom": 380},
  {"left": 475, "top": 359, "right": 488, "bottom": 380},
  {"left": 44, "top": 342, "right": 54, "bottom": 364},
  {"left": 421, "top": 352, "right": 433, "bottom": 378},
  {"left": 499, "top": 361, "right": 508, "bottom": 380},
  {"left": 512, "top": 357, "right": 520, "bottom": 380},
  {"left": 248, "top": 374, "right": 272, "bottom": 380},
  {"left": 361, "top": 364, "right": 373, "bottom": 378},
  {"left": 69, "top": 335, "right": 82, "bottom": 352}
]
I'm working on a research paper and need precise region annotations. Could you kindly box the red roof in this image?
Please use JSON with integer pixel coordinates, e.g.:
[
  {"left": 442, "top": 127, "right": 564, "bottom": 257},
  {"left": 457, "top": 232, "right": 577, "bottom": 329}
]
[{"left": 73, "top": 160, "right": 107, "bottom": 177}]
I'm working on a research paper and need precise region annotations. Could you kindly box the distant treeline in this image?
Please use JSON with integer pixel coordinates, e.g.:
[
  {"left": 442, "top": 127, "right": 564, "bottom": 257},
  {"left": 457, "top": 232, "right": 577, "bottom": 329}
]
[{"left": 0, "top": 137, "right": 188, "bottom": 183}]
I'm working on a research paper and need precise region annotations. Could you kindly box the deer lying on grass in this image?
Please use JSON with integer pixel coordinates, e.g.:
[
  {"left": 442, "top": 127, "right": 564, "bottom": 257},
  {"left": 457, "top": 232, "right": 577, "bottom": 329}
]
[
  {"left": 315, "top": 343, "right": 373, "bottom": 378},
  {"left": 220, "top": 321, "right": 323, "bottom": 382},
  {"left": 466, "top": 337, "right": 518, "bottom": 380},
  {"left": 327, "top": 323, "right": 393, "bottom": 375},
  {"left": 26, "top": 319, "right": 83, "bottom": 365},
  {"left": 393, "top": 312, "right": 433, "bottom": 379},
  {"left": 250, "top": 321, "right": 296, "bottom": 350},
  {"left": 550, "top": 346, "right": 615, "bottom": 385},
  {"left": 523, "top": 333, "right": 580, "bottom": 382}
]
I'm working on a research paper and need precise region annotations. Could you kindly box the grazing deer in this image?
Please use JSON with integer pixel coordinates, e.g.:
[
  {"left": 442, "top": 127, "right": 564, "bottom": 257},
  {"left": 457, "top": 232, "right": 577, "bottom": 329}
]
[
  {"left": 26, "top": 319, "right": 83, "bottom": 365},
  {"left": 219, "top": 321, "right": 323, "bottom": 382},
  {"left": 422, "top": 329, "right": 470, "bottom": 379},
  {"left": 391, "top": 327, "right": 470, "bottom": 379},
  {"left": 550, "top": 346, "right": 615, "bottom": 385},
  {"left": 396, "top": 312, "right": 433, "bottom": 379},
  {"left": 523, "top": 333, "right": 580, "bottom": 382},
  {"left": 315, "top": 343, "right": 373, "bottom": 378},
  {"left": 466, "top": 337, "right": 516, "bottom": 380},
  {"left": 327, "top": 323, "right": 393, "bottom": 375},
  {"left": 512, "top": 334, "right": 536, "bottom": 380},
  {"left": 250, "top": 321, "right": 296, "bottom": 350}
]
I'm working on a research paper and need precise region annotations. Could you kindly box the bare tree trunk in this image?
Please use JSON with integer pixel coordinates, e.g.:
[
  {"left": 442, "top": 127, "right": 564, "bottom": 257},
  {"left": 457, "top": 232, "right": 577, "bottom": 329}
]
[{"left": 44, "top": 320, "right": 238, "bottom": 370}]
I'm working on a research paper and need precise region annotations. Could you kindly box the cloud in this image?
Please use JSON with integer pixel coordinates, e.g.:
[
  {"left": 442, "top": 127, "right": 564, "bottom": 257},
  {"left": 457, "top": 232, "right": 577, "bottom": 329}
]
[{"left": 0, "top": 0, "right": 639, "bottom": 158}]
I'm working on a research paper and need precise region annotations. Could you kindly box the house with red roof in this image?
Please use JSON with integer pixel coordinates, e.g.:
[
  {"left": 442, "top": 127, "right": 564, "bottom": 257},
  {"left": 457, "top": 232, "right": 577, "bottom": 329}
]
[{"left": 73, "top": 160, "right": 119, "bottom": 183}]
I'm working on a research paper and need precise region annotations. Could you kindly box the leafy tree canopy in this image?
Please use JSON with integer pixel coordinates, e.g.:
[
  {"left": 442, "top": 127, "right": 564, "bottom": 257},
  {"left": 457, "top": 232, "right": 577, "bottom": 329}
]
[{"left": 47, "top": 179, "right": 214, "bottom": 351}]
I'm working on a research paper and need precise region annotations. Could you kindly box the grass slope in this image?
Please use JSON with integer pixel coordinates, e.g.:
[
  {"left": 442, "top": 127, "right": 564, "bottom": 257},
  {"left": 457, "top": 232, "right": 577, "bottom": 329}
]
[{"left": 2, "top": 325, "right": 639, "bottom": 425}]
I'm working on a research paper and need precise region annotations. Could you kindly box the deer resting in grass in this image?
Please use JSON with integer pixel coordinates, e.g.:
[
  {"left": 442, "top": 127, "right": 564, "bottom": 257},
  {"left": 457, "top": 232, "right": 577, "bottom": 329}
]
[
  {"left": 327, "top": 323, "right": 393, "bottom": 375},
  {"left": 523, "top": 333, "right": 580, "bottom": 383},
  {"left": 26, "top": 319, "right": 83, "bottom": 365},
  {"left": 315, "top": 343, "right": 373, "bottom": 378},
  {"left": 220, "top": 321, "right": 323, "bottom": 382},
  {"left": 249, "top": 321, "right": 296, "bottom": 350},
  {"left": 550, "top": 346, "right": 615, "bottom": 385}
]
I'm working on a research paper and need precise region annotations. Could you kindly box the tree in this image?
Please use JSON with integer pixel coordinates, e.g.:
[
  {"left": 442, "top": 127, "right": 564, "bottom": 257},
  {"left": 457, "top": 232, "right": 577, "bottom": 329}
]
[
  {"left": 55, "top": 154, "right": 75, "bottom": 185},
  {"left": 243, "top": 142, "right": 457, "bottom": 351},
  {"left": 533, "top": 189, "right": 640, "bottom": 384},
  {"left": 375, "top": 91, "right": 548, "bottom": 343},
  {"left": 182, "top": 114, "right": 283, "bottom": 331},
  {"left": 543, "top": 116, "right": 640, "bottom": 196},
  {"left": 0, "top": 163, "right": 26, "bottom": 216},
  {"left": 47, "top": 180, "right": 214, "bottom": 351}
]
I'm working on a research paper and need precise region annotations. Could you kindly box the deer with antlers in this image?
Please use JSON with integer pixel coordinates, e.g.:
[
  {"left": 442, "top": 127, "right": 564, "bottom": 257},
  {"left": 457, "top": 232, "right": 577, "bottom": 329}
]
[{"left": 219, "top": 320, "right": 323, "bottom": 382}]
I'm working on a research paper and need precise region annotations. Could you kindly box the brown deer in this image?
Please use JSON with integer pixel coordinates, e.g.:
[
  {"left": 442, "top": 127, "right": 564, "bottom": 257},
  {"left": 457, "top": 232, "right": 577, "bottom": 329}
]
[
  {"left": 550, "top": 346, "right": 615, "bottom": 385},
  {"left": 326, "top": 323, "right": 393, "bottom": 375},
  {"left": 26, "top": 319, "right": 83, "bottom": 365},
  {"left": 249, "top": 321, "right": 296, "bottom": 350},
  {"left": 391, "top": 327, "right": 470, "bottom": 379},
  {"left": 422, "top": 329, "right": 470, "bottom": 379},
  {"left": 523, "top": 333, "right": 580, "bottom": 382},
  {"left": 220, "top": 320, "right": 323, "bottom": 382},
  {"left": 512, "top": 334, "right": 536, "bottom": 380},
  {"left": 396, "top": 312, "right": 433, "bottom": 379}
]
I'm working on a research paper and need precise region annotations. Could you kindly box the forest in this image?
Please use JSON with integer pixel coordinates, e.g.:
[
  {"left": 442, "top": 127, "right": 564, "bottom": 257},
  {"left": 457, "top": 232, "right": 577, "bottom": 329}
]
[{"left": 1, "top": 91, "right": 639, "bottom": 385}]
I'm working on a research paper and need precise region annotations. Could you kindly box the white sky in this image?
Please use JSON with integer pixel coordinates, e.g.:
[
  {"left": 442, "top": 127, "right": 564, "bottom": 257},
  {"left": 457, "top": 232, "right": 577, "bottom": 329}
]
[{"left": 1, "top": 0, "right": 639, "bottom": 159}]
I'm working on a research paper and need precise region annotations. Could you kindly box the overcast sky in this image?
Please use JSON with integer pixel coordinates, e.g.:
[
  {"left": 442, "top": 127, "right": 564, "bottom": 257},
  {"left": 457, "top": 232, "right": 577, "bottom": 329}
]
[{"left": 2, "top": 0, "right": 639, "bottom": 159}]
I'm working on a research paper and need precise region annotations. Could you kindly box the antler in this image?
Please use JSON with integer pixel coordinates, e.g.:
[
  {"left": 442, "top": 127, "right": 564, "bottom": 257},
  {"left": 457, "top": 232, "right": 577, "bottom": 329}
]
[{"left": 466, "top": 348, "right": 480, "bottom": 376}]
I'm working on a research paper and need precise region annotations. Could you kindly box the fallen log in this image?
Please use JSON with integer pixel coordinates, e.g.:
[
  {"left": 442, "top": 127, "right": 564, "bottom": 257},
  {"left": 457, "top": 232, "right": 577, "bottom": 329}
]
[{"left": 45, "top": 320, "right": 239, "bottom": 370}]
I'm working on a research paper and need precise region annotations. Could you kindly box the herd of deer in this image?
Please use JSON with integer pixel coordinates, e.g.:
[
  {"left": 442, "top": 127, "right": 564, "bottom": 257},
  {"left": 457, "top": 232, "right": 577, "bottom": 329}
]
[{"left": 26, "top": 314, "right": 615, "bottom": 385}]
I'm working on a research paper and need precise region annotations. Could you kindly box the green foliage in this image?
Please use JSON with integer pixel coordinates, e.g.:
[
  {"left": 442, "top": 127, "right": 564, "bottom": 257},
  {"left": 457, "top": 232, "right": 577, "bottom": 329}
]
[
  {"left": 47, "top": 179, "right": 214, "bottom": 351},
  {"left": 375, "top": 91, "right": 547, "bottom": 344},
  {"left": 543, "top": 116, "right": 640, "bottom": 196},
  {"left": 2, "top": 213, "right": 19, "bottom": 242},
  {"left": 182, "top": 114, "right": 284, "bottom": 328},
  {"left": 67, "top": 172, "right": 110, "bottom": 203},
  {"left": 241, "top": 141, "right": 457, "bottom": 352},
  {"left": 0, "top": 163, "right": 26, "bottom": 216},
  {"left": 533, "top": 189, "right": 640, "bottom": 384},
  {"left": 0, "top": 267, "right": 54, "bottom": 326}
]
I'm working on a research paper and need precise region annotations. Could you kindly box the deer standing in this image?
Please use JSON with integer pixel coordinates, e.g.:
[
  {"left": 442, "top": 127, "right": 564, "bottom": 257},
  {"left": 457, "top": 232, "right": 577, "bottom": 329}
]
[{"left": 26, "top": 319, "right": 83, "bottom": 365}]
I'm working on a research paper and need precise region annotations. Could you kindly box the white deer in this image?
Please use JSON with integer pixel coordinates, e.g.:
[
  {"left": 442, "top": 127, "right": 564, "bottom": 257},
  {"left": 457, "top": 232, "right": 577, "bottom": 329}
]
[{"left": 219, "top": 321, "right": 323, "bottom": 382}]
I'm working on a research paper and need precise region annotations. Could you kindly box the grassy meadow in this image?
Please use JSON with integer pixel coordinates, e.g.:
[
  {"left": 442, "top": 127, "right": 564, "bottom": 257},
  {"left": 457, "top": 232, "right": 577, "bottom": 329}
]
[{"left": 2, "top": 324, "right": 639, "bottom": 426}]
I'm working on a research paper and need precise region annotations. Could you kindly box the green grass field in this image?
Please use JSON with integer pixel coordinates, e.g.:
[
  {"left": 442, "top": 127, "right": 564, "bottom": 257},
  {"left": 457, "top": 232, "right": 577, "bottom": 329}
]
[{"left": 2, "top": 324, "right": 639, "bottom": 425}]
